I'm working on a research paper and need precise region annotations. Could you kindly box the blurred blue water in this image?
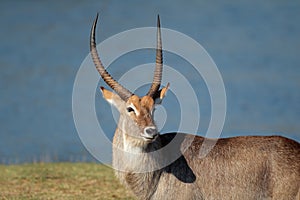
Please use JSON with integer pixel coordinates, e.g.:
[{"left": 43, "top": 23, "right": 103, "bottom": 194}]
[{"left": 0, "top": 0, "right": 299, "bottom": 163}]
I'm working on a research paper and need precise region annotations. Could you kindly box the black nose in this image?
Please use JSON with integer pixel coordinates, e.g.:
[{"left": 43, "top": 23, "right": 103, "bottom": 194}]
[{"left": 144, "top": 127, "right": 158, "bottom": 138}]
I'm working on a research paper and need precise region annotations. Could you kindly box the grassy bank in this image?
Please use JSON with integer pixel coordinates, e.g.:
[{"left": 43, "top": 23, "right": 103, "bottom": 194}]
[{"left": 0, "top": 163, "right": 134, "bottom": 200}]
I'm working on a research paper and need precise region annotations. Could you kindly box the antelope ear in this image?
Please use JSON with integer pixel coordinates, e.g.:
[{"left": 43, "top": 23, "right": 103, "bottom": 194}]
[
  {"left": 100, "top": 87, "right": 125, "bottom": 109},
  {"left": 155, "top": 83, "right": 170, "bottom": 104}
]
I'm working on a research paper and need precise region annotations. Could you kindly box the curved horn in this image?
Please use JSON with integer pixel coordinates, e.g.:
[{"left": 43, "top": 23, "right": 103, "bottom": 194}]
[
  {"left": 90, "top": 13, "right": 134, "bottom": 101},
  {"left": 147, "top": 15, "right": 163, "bottom": 98}
]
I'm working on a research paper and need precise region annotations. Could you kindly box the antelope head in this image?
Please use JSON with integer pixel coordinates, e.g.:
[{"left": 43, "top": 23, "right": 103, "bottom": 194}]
[{"left": 90, "top": 14, "right": 169, "bottom": 149}]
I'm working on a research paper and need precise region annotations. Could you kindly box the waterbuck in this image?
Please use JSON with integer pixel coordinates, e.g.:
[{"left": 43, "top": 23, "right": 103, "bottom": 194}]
[{"left": 90, "top": 14, "right": 300, "bottom": 200}]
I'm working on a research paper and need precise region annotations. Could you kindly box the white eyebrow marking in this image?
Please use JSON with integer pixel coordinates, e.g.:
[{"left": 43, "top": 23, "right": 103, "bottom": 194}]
[{"left": 129, "top": 103, "right": 139, "bottom": 116}]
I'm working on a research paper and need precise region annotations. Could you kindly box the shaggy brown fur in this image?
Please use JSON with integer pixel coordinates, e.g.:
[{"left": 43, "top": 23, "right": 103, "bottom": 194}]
[{"left": 113, "top": 128, "right": 300, "bottom": 200}]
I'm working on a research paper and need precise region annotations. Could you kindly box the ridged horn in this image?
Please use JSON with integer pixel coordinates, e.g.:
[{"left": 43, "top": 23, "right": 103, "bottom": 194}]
[
  {"left": 90, "top": 13, "right": 134, "bottom": 101},
  {"left": 147, "top": 15, "right": 163, "bottom": 98}
]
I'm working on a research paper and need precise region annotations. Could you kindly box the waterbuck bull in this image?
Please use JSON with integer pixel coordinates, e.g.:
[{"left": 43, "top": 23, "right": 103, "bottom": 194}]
[{"left": 90, "top": 14, "right": 300, "bottom": 200}]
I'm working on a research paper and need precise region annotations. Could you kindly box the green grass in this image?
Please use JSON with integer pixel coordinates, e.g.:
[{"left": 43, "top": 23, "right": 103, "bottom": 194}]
[{"left": 0, "top": 163, "right": 135, "bottom": 200}]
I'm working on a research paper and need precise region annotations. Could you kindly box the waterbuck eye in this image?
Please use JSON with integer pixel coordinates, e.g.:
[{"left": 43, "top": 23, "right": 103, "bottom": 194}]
[{"left": 126, "top": 107, "right": 135, "bottom": 113}]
